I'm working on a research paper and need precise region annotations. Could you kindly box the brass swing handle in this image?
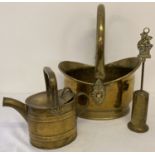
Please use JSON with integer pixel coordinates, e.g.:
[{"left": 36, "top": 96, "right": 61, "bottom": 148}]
[
  {"left": 92, "top": 4, "right": 105, "bottom": 104},
  {"left": 43, "top": 67, "right": 59, "bottom": 110},
  {"left": 95, "top": 4, "right": 105, "bottom": 80}
]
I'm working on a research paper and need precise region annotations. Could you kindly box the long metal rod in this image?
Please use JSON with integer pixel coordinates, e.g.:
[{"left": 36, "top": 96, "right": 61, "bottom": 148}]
[{"left": 140, "top": 60, "right": 145, "bottom": 90}]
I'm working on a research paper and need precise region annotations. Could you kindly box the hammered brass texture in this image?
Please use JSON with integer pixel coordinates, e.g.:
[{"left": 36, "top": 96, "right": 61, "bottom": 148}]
[{"left": 3, "top": 67, "right": 77, "bottom": 149}]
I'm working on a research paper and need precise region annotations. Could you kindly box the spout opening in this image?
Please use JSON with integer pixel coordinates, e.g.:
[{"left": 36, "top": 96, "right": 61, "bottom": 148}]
[{"left": 3, "top": 97, "right": 13, "bottom": 107}]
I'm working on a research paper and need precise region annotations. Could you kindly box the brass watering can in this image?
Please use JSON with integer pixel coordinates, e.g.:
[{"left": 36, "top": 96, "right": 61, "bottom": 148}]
[
  {"left": 3, "top": 67, "right": 77, "bottom": 149},
  {"left": 59, "top": 4, "right": 141, "bottom": 120}
]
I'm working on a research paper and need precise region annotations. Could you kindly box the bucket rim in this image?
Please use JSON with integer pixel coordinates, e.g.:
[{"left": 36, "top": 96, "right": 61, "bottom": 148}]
[{"left": 58, "top": 57, "right": 141, "bottom": 85}]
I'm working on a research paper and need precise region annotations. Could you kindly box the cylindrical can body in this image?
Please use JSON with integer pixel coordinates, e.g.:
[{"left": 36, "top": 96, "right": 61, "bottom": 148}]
[
  {"left": 28, "top": 104, "right": 77, "bottom": 149},
  {"left": 128, "top": 90, "right": 149, "bottom": 132}
]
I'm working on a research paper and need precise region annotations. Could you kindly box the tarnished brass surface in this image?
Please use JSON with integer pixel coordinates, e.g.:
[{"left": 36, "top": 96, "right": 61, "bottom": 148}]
[
  {"left": 59, "top": 58, "right": 141, "bottom": 120},
  {"left": 95, "top": 4, "right": 105, "bottom": 80},
  {"left": 138, "top": 27, "right": 153, "bottom": 60},
  {"left": 3, "top": 67, "right": 77, "bottom": 149},
  {"left": 128, "top": 90, "right": 149, "bottom": 133},
  {"left": 128, "top": 28, "right": 153, "bottom": 133},
  {"left": 59, "top": 4, "right": 141, "bottom": 120}
]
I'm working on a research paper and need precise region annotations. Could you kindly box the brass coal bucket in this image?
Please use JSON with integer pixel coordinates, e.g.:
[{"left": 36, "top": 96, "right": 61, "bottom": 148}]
[{"left": 59, "top": 5, "right": 141, "bottom": 120}]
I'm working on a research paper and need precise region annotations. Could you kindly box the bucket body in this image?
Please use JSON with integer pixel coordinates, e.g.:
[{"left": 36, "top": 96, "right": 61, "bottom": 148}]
[
  {"left": 64, "top": 74, "right": 134, "bottom": 120},
  {"left": 59, "top": 57, "right": 141, "bottom": 120}
]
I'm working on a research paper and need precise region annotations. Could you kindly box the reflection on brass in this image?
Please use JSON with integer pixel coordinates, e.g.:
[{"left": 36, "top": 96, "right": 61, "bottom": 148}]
[
  {"left": 128, "top": 28, "right": 153, "bottom": 133},
  {"left": 128, "top": 90, "right": 149, "bottom": 132},
  {"left": 59, "top": 4, "right": 141, "bottom": 120},
  {"left": 3, "top": 67, "right": 77, "bottom": 149}
]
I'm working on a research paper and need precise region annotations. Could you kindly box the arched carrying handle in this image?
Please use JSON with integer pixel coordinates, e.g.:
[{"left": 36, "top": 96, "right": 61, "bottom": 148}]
[
  {"left": 92, "top": 4, "right": 105, "bottom": 104},
  {"left": 95, "top": 4, "right": 105, "bottom": 80},
  {"left": 43, "top": 67, "right": 59, "bottom": 109}
]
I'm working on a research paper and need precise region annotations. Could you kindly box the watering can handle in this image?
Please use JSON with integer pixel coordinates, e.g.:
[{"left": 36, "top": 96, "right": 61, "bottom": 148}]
[
  {"left": 95, "top": 4, "right": 105, "bottom": 80},
  {"left": 43, "top": 67, "right": 59, "bottom": 109}
]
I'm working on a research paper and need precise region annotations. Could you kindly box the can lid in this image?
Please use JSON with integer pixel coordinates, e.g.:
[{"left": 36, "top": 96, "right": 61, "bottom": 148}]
[
  {"left": 26, "top": 88, "right": 74, "bottom": 109},
  {"left": 25, "top": 67, "right": 74, "bottom": 109}
]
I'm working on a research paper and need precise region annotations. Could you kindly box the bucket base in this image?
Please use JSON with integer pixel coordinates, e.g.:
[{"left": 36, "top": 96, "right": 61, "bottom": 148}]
[
  {"left": 78, "top": 107, "right": 129, "bottom": 120},
  {"left": 128, "top": 122, "right": 149, "bottom": 133}
]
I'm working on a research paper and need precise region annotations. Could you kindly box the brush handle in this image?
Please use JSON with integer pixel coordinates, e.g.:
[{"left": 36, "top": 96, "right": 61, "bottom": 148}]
[{"left": 137, "top": 27, "right": 153, "bottom": 90}]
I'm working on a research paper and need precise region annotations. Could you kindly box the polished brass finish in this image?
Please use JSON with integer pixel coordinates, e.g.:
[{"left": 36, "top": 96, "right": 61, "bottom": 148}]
[
  {"left": 59, "top": 4, "right": 141, "bottom": 120},
  {"left": 128, "top": 28, "right": 153, "bottom": 133},
  {"left": 3, "top": 67, "right": 77, "bottom": 149},
  {"left": 59, "top": 58, "right": 141, "bottom": 120}
]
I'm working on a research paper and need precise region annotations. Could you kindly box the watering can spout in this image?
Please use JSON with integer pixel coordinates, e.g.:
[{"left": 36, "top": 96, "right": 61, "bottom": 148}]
[{"left": 3, "top": 97, "right": 27, "bottom": 121}]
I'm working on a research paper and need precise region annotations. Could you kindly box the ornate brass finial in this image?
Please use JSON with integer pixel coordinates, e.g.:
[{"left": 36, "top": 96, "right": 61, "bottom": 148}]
[
  {"left": 137, "top": 27, "right": 153, "bottom": 60},
  {"left": 137, "top": 27, "right": 153, "bottom": 90},
  {"left": 92, "top": 79, "right": 105, "bottom": 104}
]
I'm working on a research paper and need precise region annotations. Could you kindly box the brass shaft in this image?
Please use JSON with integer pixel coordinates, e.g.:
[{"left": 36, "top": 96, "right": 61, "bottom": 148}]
[{"left": 140, "top": 61, "right": 145, "bottom": 90}]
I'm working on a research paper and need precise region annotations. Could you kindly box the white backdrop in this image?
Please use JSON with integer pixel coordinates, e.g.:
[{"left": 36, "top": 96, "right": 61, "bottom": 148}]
[{"left": 0, "top": 2, "right": 155, "bottom": 152}]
